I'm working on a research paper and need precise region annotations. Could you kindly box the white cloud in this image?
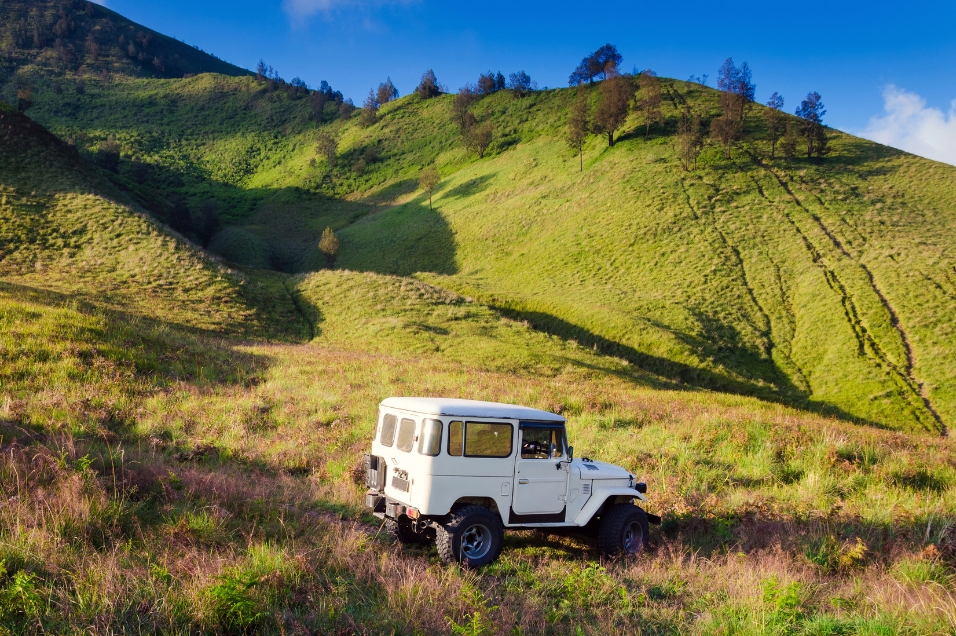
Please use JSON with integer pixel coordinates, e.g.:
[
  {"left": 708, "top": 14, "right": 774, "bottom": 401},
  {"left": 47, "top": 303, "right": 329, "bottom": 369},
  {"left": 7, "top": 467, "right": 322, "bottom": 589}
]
[
  {"left": 282, "top": 0, "right": 414, "bottom": 21},
  {"left": 861, "top": 85, "right": 956, "bottom": 166}
]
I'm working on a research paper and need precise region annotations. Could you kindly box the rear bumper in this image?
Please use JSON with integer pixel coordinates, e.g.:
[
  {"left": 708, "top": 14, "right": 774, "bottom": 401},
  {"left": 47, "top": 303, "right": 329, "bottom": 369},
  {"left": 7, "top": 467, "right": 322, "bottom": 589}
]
[
  {"left": 365, "top": 491, "right": 386, "bottom": 517},
  {"left": 365, "top": 491, "right": 416, "bottom": 520}
]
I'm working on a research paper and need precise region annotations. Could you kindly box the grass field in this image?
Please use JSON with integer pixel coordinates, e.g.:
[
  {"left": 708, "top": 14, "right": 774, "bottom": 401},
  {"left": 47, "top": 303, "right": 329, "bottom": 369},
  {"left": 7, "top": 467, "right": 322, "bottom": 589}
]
[
  {"left": 2, "top": 269, "right": 955, "bottom": 634},
  {"left": 2, "top": 9, "right": 956, "bottom": 631}
]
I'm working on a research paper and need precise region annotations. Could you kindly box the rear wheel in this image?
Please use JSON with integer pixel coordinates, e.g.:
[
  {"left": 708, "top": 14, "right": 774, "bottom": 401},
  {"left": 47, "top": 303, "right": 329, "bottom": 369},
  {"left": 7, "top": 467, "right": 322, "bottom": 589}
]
[
  {"left": 597, "top": 504, "right": 649, "bottom": 556},
  {"left": 385, "top": 517, "right": 427, "bottom": 544},
  {"left": 436, "top": 505, "right": 504, "bottom": 567}
]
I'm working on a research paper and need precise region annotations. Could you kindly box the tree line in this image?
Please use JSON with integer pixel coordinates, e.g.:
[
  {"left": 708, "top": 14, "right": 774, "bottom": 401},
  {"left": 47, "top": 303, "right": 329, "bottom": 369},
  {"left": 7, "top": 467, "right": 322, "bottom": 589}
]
[{"left": 562, "top": 47, "right": 831, "bottom": 171}]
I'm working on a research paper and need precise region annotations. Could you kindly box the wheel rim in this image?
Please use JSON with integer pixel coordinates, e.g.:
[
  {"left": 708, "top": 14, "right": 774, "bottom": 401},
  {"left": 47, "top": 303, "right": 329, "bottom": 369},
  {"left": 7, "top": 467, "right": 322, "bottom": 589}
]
[
  {"left": 460, "top": 523, "right": 492, "bottom": 560},
  {"left": 623, "top": 520, "right": 644, "bottom": 554}
]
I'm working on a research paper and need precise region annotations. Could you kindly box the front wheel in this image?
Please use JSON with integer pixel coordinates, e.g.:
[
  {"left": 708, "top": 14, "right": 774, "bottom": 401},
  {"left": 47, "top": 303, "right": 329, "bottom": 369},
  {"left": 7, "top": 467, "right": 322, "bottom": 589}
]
[
  {"left": 597, "top": 504, "right": 649, "bottom": 556},
  {"left": 436, "top": 505, "right": 504, "bottom": 568}
]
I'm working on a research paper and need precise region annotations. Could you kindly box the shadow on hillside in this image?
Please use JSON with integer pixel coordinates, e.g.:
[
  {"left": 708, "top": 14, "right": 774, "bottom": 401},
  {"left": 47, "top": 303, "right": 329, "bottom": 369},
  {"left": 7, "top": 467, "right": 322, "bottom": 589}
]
[
  {"left": 338, "top": 197, "right": 458, "bottom": 276},
  {"left": 491, "top": 303, "right": 779, "bottom": 398},
  {"left": 114, "top": 158, "right": 464, "bottom": 278},
  {"left": 284, "top": 278, "right": 323, "bottom": 342},
  {"left": 109, "top": 159, "right": 383, "bottom": 274},
  {"left": 440, "top": 174, "right": 496, "bottom": 200},
  {"left": 0, "top": 280, "right": 275, "bottom": 434},
  {"left": 487, "top": 301, "right": 887, "bottom": 427}
]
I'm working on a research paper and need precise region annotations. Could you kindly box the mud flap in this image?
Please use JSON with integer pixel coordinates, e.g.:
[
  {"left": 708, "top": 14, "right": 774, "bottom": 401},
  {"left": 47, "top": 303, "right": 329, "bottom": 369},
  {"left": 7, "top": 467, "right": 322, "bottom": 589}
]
[{"left": 646, "top": 513, "right": 662, "bottom": 525}]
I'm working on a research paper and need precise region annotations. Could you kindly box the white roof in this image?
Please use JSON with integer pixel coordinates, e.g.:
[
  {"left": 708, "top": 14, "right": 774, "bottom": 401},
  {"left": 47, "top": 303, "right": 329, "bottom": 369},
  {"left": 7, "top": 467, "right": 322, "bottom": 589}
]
[{"left": 380, "top": 397, "right": 565, "bottom": 422}]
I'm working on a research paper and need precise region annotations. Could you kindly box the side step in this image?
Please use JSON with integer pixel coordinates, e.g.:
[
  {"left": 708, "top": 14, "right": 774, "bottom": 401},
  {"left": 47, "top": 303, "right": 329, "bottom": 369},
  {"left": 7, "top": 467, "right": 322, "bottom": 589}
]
[{"left": 647, "top": 513, "right": 662, "bottom": 525}]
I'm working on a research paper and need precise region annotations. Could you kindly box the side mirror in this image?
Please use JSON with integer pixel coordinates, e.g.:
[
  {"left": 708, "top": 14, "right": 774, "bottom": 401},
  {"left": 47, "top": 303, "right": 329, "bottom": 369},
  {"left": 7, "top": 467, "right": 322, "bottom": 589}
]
[{"left": 567, "top": 446, "right": 573, "bottom": 461}]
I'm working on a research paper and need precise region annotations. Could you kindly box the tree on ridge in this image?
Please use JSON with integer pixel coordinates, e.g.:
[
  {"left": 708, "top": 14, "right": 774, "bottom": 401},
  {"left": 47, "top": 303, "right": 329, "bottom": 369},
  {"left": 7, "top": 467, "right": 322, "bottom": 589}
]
[
  {"left": 717, "top": 58, "right": 756, "bottom": 124},
  {"left": 569, "top": 44, "right": 623, "bottom": 86},
  {"left": 795, "top": 92, "right": 829, "bottom": 160},
  {"left": 765, "top": 92, "right": 785, "bottom": 159},
  {"left": 508, "top": 71, "right": 536, "bottom": 98},
  {"left": 360, "top": 89, "right": 378, "bottom": 127},
  {"left": 416, "top": 70, "right": 441, "bottom": 99},
  {"left": 376, "top": 77, "right": 399, "bottom": 105},
  {"left": 591, "top": 66, "right": 630, "bottom": 147}
]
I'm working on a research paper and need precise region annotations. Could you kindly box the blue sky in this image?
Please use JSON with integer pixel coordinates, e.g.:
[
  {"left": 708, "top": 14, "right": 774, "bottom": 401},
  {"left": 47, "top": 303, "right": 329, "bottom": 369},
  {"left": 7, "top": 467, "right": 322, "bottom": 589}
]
[{"left": 96, "top": 0, "right": 956, "bottom": 164}]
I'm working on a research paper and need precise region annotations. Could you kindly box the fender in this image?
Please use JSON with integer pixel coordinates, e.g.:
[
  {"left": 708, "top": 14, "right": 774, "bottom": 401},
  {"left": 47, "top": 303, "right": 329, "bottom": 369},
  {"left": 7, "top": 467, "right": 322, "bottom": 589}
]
[{"left": 572, "top": 487, "right": 645, "bottom": 526}]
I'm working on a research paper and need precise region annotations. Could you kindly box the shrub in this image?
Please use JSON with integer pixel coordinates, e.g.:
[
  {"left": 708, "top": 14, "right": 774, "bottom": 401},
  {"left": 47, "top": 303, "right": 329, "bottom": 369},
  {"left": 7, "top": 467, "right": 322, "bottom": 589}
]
[
  {"left": 207, "top": 572, "right": 267, "bottom": 633},
  {"left": 0, "top": 562, "right": 43, "bottom": 620}
]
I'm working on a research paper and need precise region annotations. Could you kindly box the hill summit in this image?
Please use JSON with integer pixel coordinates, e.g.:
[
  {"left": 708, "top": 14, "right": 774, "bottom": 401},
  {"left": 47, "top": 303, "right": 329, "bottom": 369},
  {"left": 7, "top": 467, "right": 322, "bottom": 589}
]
[{"left": 0, "top": 0, "right": 249, "bottom": 101}]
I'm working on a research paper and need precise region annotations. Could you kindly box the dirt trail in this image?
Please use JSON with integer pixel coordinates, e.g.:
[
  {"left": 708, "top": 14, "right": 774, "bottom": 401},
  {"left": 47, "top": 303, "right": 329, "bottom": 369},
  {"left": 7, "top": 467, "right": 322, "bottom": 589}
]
[{"left": 754, "top": 161, "right": 945, "bottom": 435}]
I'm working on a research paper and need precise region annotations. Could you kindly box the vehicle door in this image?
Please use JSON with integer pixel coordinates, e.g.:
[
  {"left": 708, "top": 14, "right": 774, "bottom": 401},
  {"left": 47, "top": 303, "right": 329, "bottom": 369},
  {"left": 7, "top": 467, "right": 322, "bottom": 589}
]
[{"left": 511, "top": 423, "right": 568, "bottom": 517}]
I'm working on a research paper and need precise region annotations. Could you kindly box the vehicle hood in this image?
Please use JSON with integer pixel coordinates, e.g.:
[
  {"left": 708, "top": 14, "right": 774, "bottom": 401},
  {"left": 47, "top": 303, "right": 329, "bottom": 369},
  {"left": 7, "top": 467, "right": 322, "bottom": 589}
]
[{"left": 574, "top": 459, "right": 632, "bottom": 480}]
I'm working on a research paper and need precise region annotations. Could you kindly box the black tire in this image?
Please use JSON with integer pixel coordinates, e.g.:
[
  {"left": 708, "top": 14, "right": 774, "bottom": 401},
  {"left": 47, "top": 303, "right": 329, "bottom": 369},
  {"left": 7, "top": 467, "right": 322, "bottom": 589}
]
[
  {"left": 436, "top": 505, "right": 504, "bottom": 568},
  {"left": 597, "top": 504, "right": 649, "bottom": 556},
  {"left": 385, "top": 517, "right": 427, "bottom": 544}
]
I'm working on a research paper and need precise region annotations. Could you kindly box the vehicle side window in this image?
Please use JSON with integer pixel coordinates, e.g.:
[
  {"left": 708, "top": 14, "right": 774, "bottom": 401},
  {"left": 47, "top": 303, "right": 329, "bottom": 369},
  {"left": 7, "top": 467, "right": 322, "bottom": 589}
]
[
  {"left": 521, "top": 428, "right": 565, "bottom": 459},
  {"left": 380, "top": 414, "right": 397, "bottom": 447},
  {"left": 464, "top": 422, "right": 513, "bottom": 458},
  {"left": 448, "top": 421, "right": 463, "bottom": 456},
  {"left": 521, "top": 428, "right": 550, "bottom": 459},
  {"left": 396, "top": 418, "right": 416, "bottom": 452},
  {"left": 418, "top": 419, "right": 442, "bottom": 456}
]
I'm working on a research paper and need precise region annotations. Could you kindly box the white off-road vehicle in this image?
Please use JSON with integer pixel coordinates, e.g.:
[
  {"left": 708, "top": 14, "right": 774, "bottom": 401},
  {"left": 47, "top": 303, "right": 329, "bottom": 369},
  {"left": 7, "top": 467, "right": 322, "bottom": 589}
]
[{"left": 364, "top": 398, "right": 660, "bottom": 567}]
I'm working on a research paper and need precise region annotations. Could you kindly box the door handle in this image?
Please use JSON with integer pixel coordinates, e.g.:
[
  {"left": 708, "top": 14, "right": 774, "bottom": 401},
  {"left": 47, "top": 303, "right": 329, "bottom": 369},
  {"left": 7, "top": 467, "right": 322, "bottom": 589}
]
[{"left": 518, "top": 479, "right": 529, "bottom": 484}]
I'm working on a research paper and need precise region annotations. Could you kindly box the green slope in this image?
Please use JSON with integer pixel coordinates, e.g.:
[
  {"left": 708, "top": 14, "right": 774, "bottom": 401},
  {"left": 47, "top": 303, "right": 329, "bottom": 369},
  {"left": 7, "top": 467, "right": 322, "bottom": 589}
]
[
  {"left": 0, "top": 0, "right": 249, "bottom": 85},
  {"left": 15, "top": 63, "right": 956, "bottom": 432},
  {"left": 4, "top": 1, "right": 955, "bottom": 433},
  {"left": 335, "top": 86, "right": 956, "bottom": 434},
  {"left": 0, "top": 100, "right": 305, "bottom": 340}
]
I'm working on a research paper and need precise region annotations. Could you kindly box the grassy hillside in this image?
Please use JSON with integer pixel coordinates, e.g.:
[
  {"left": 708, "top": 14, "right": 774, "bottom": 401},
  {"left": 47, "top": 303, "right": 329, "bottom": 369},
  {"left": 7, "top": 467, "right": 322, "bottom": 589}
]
[
  {"left": 0, "top": 100, "right": 305, "bottom": 340},
  {"left": 14, "top": 63, "right": 956, "bottom": 432},
  {"left": 0, "top": 0, "right": 248, "bottom": 87},
  {"left": 337, "top": 87, "right": 956, "bottom": 434}
]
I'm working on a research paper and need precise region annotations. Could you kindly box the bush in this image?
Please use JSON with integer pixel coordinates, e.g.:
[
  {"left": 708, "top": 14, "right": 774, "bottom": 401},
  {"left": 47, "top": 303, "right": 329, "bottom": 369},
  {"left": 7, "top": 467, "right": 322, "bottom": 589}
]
[
  {"left": 0, "top": 562, "right": 42, "bottom": 621},
  {"left": 207, "top": 572, "right": 267, "bottom": 633}
]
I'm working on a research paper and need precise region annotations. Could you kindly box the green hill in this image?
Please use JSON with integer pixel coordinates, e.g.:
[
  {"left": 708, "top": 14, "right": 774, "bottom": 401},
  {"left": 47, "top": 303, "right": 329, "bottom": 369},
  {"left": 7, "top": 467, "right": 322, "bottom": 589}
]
[
  {"left": 0, "top": 100, "right": 304, "bottom": 340},
  {"left": 18, "top": 65, "right": 955, "bottom": 433},
  {"left": 0, "top": 0, "right": 249, "bottom": 86}
]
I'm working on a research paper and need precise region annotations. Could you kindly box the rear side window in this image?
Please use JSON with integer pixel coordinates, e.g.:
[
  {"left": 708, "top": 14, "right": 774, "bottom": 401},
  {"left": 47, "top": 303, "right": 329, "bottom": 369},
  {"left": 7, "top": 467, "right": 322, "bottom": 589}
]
[
  {"left": 380, "top": 414, "right": 397, "bottom": 447},
  {"left": 418, "top": 419, "right": 442, "bottom": 456},
  {"left": 396, "top": 418, "right": 416, "bottom": 452},
  {"left": 448, "top": 421, "right": 463, "bottom": 456},
  {"left": 465, "top": 422, "right": 513, "bottom": 458}
]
